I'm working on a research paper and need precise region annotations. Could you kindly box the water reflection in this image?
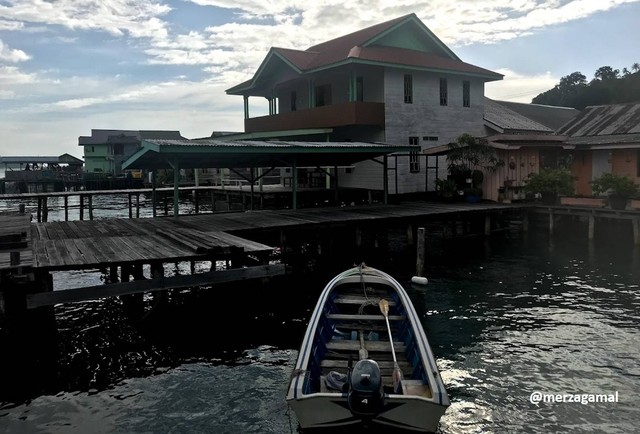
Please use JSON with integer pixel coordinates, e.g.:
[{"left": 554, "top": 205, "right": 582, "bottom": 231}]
[{"left": 1, "top": 228, "right": 639, "bottom": 433}]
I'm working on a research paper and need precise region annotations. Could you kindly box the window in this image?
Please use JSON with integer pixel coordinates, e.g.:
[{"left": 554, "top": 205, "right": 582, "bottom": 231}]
[
  {"left": 409, "top": 137, "right": 420, "bottom": 173},
  {"left": 291, "top": 91, "right": 297, "bottom": 111},
  {"left": 91, "top": 146, "right": 95, "bottom": 152},
  {"left": 356, "top": 76, "right": 363, "bottom": 102},
  {"left": 439, "top": 78, "right": 448, "bottom": 106},
  {"left": 463, "top": 81, "right": 470, "bottom": 107},
  {"left": 315, "top": 84, "right": 331, "bottom": 107},
  {"left": 422, "top": 136, "right": 439, "bottom": 142},
  {"left": 404, "top": 74, "right": 413, "bottom": 104}
]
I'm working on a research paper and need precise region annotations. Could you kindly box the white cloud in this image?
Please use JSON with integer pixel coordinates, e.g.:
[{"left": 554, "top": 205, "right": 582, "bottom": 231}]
[
  {"left": 485, "top": 69, "right": 559, "bottom": 103},
  {"left": 0, "top": 39, "right": 30, "bottom": 62},
  {"left": 0, "top": 65, "right": 37, "bottom": 84},
  {"left": 0, "top": 0, "right": 172, "bottom": 40},
  {"left": 0, "top": 19, "right": 23, "bottom": 30}
]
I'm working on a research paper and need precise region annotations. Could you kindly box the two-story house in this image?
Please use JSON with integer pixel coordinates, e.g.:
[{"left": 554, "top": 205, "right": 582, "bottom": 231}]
[
  {"left": 80, "top": 129, "right": 185, "bottom": 176},
  {"left": 226, "top": 13, "right": 503, "bottom": 195}
]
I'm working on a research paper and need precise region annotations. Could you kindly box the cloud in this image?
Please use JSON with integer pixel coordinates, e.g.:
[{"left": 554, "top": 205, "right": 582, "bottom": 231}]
[
  {"left": 0, "top": 39, "right": 30, "bottom": 62},
  {"left": 0, "top": 0, "right": 172, "bottom": 40},
  {"left": 485, "top": 69, "right": 559, "bottom": 103},
  {"left": 0, "top": 65, "right": 37, "bottom": 84}
]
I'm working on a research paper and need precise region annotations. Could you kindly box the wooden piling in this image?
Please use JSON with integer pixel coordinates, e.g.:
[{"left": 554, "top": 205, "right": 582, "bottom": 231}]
[
  {"left": 88, "top": 195, "right": 93, "bottom": 220},
  {"left": 64, "top": 196, "right": 68, "bottom": 221},
  {"left": 633, "top": 218, "right": 639, "bottom": 245},
  {"left": 79, "top": 195, "right": 84, "bottom": 220},
  {"left": 484, "top": 214, "right": 491, "bottom": 236},
  {"left": 415, "top": 227, "right": 426, "bottom": 277},
  {"left": 588, "top": 215, "right": 595, "bottom": 240}
]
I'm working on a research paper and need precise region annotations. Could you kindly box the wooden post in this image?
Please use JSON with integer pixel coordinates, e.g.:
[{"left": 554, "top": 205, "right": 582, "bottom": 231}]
[
  {"left": 211, "top": 190, "right": 215, "bottom": 212},
  {"left": 109, "top": 266, "right": 119, "bottom": 284},
  {"left": 173, "top": 161, "right": 180, "bottom": 217},
  {"left": 292, "top": 158, "right": 298, "bottom": 210},
  {"left": 88, "top": 195, "right": 93, "bottom": 220},
  {"left": 136, "top": 193, "right": 140, "bottom": 218},
  {"left": 549, "top": 210, "right": 554, "bottom": 235},
  {"left": 42, "top": 197, "right": 48, "bottom": 222},
  {"left": 64, "top": 196, "right": 68, "bottom": 221},
  {"left": 194, "top": 190, "right": 199, "bottom": 214},
  {"left": 484, "top": 214, "right": 491, "bottom": 236},
  {"left": 152, "top": 170, "right": 157, "bottom": 218},
  {"left": 383, "top": 155, "right": 388, "bottom": 205},
  {"left": 128, "top": 193, "right": 133, "bottom": 219},
  {"left": 250, "top": 167, "right": 255, "bottom": 211},
  {"left": 10, "top": 251, "right": 20, "bottom": 266},
  {"left": 79, "top": 194, "right": 84, "bottom": 221},
  {"left": 415, "top": 227, "right": 426, "bottom": 277},
  {"left": 36, "top": 197, "right": 42, "bottom": 222},
  {"left": 19, "top": 203, "right": 25, "bottom": 214},
  {"left": 164, "top": 192, "right": 169, "bottom": 215},
  {"left": 633, "top": 218, "right": 639, "bottom": 245},
  {"left": 588, "top": 215, "right": 595, "bottom": 240}
]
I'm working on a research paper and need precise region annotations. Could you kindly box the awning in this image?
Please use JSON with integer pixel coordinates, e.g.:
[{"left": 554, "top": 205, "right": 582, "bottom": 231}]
[{"left": 122, "top": 139, "right": 418, "bottom": 170}]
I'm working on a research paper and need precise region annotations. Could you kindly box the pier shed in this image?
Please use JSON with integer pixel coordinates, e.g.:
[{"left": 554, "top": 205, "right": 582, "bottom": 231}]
[{"left": 122, "top": 139, "right": 419, "bottom": 214}]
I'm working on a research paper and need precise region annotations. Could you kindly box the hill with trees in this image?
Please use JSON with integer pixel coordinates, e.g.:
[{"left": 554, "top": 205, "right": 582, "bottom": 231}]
[{"left": 532, "top": 63, "right": 640, "bottom": 109}]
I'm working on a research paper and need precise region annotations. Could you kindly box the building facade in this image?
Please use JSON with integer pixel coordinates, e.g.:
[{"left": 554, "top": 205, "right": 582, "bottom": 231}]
[
  {"left": 80, "top": 129, "right": 185, "bottom": 176},
  {"left": 226, "top": 13, "right": 502, "bottom": 195}
]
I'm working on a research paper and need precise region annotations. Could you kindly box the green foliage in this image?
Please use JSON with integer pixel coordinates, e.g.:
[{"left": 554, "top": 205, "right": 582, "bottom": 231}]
[
  {"left": 434, "top": 178, "right": 457, "bottom": 197},
  {"left": 446, "top": 133, "right": 503, "bottom": 188},
  {"left": 532, "top": 63, "right": 640, "bottom": 109},
  {"left": 590, "top": 173, "right": 639, "bottom": 197},
  {"left": 524, "top": 168, "right": 576, "bottom": 196}
]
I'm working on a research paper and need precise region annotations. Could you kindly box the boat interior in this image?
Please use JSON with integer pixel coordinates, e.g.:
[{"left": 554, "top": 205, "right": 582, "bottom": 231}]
[{"left": 305, "top": 278, "right": 433, "bottom": 398}]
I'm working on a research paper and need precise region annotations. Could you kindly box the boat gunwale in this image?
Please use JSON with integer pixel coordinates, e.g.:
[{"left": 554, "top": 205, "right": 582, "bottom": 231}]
[{"left": 287, "top": 266, "right": 449, "bottom": 408}]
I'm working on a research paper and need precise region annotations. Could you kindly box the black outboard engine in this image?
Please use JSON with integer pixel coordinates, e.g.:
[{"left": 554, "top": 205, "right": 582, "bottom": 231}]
[{"left": 347, "top": 359, "right": 385, "bottom": 418}]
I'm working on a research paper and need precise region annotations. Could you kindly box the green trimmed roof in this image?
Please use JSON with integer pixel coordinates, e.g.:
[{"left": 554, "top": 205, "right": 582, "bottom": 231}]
[
  {"left": 227, "top": 13, "right": 502, "bottom": 96},
  {"left": 122, "top": 139, "right": 419, "bottom": 170}
]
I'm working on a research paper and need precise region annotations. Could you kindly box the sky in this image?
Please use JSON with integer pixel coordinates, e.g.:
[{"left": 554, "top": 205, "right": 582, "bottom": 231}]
[{"left": 1, "top": 0, "right": 639, "bottom": 158}]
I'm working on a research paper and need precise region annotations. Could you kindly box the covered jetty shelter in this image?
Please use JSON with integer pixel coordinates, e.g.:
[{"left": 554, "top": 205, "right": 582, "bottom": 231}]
[{"left": 122, "top": 139, "right": 419, "bottom": 215}]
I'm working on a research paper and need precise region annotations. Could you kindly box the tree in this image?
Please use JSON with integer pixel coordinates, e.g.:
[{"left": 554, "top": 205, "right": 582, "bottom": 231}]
[
  {"left": 632, "top": 62, "right": 640, "bottom": 72},
  {"left": 594, "top": 66, "right": 620, "bottom": 81}
]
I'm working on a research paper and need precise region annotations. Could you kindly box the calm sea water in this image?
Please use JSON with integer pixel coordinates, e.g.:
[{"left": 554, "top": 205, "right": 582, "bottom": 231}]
[{"left": 0, "top": 197, "right": 639, "bottom": 433}]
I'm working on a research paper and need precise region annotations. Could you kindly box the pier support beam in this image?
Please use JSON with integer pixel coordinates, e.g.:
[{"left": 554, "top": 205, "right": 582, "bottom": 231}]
[
  {"left": 633, "top": 218, "right": 639, "bottom": 245},
  {"left": 415, "top": 227, "right": 426, "bottom": 277},
  {"left": 588, "top": 215, "right": 595, "bottom": 240}
]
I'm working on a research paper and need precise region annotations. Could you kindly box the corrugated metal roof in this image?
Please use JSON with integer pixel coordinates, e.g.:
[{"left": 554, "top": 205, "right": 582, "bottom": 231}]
[
  {"left": 484, "top": 98, "right": 553, "bottom": 133},
  {"left": 78, "top": 129, "right": 185, "bottom": 145},
  {"left": 492, "top": 100, "right": 579, "bottom": 131},
  {"left": 556, "top": 103, "right": 640, "bottom": 137},
  {"left": 0, "top": 154, "right": 83, "bottom": 164},
  {"left": 124, "top": 139, "right": 419, "bottom": 170}
]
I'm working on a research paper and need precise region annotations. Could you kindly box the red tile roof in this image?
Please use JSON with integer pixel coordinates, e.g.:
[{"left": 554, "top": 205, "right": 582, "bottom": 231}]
[{"left": 227, "top": 13, "right": 501, "bottom": 94}]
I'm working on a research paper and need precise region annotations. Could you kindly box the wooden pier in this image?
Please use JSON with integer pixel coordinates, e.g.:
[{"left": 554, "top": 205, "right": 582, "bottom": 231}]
[{"left": 2, "top": 197, "right": 639, "bottom": 323}]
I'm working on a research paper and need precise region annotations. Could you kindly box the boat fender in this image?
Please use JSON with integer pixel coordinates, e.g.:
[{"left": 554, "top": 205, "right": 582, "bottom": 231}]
[{"left": 411, "top": 276, "right": 428, "bottom": 285}]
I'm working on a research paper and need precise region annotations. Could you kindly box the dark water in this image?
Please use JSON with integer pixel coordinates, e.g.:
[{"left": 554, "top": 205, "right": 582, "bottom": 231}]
[{"left": 1, "top": 201, "right": 639, "bottom": 433}]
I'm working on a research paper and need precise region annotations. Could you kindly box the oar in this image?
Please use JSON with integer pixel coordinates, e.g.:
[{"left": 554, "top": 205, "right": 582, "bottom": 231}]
[
  {"left": 359, "top": 330, "right": 368, "bottom": 360},
  {"left": 379, "top": 298, "right": 403, "bottom": 394}
]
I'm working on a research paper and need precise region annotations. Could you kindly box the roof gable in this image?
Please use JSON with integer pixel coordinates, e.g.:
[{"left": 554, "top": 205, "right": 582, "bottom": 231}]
[{"left": 227, "top": 13, "right": 500, "bottom": 95}]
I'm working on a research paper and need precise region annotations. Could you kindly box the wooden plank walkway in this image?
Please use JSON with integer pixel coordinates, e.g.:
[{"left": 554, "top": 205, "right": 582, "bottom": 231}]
[
  {"left": 0, "top": 212, "right": 33, "bottom": 270},
  {"left": 0, "top": 200, "right": 526, "bottom": 272}
]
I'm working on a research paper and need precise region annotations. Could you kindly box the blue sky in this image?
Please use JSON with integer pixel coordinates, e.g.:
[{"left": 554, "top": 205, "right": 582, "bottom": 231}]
[{"left": 1, "top": 0, "right": 639, "bottom": 157}]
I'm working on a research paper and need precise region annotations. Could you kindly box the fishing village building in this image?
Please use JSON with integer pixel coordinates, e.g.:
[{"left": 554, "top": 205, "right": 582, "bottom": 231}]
[{"left": 224, "top": 12, "right": 504, "bottom": 195}]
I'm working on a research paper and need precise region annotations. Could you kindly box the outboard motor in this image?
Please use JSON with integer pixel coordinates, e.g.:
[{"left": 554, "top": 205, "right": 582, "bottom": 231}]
[{"left": 347, "top": 359, "right": 385, "bottom": 418}]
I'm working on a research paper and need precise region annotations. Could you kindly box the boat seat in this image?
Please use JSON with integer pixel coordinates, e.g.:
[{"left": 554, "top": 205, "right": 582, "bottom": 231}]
[
  {"left": 333, "top": 295, "right": 396, "bottom": 306},
  {"left": 401, "top": 379, "right": 433, "bottom": 398},
  {"left": 326, "top": 313, "right": 405, "bottom": 321},
  {"left": 325, "top": 339, "right": 405, "bottom": 352}
]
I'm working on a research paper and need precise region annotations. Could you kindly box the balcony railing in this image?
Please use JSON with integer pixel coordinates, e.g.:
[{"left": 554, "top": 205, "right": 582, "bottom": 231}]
[{"left": 245, "top": 101, "right": 385, "bottom": 133}]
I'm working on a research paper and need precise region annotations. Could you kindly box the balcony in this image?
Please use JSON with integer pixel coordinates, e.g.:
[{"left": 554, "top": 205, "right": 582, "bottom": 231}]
[{"left": 245, "top": 101, "right": 385, "bottom": 133}]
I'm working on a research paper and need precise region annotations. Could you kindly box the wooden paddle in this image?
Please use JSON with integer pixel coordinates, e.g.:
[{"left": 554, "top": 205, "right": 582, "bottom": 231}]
[{"left": 379, "top": 298, "right": 403, "bottom": 394}]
